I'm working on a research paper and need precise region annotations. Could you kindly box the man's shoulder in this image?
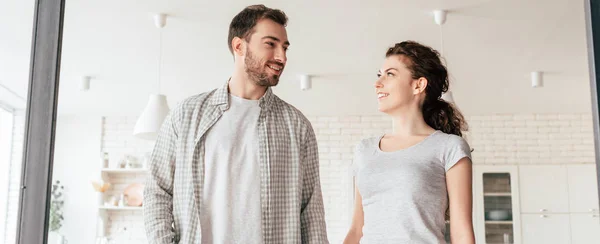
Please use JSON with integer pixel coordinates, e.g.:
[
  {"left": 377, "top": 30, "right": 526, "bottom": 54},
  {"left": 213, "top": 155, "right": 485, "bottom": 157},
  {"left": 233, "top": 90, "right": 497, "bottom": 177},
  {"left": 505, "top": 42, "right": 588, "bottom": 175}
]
[
  {"left": 271, "top": 95, "right": 312, "bottom": 129},
  {"left": 172, "top": 89, "right": 217, "bottom": 114}
]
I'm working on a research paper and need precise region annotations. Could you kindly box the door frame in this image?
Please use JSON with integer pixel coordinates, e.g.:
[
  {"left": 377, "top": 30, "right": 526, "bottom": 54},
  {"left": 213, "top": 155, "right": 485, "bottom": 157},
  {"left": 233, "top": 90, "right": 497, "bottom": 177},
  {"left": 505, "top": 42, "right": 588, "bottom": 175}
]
[{"left": 16, "top": 0, "right": 65, "bottom": 243}]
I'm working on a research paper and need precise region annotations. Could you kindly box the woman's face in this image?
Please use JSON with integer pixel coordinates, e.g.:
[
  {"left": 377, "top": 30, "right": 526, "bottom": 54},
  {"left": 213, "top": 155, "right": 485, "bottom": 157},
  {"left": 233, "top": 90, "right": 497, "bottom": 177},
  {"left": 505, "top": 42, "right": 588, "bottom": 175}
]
[{"left": 374, "top": 55, "right": 427, "bottom": 114}]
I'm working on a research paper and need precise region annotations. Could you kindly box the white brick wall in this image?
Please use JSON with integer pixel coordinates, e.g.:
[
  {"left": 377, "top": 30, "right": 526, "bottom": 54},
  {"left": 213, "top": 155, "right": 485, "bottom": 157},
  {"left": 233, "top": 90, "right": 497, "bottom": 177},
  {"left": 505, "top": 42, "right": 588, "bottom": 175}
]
[
  {"left": 3, "top": 111, "right": 25, "bottom": 244},
  {"left": 467, "top": 114, "right": 595, "bottom": 165},
  {"left": 100, "top": 117, "right": 155, "bottom": 243},
  {"left": 102, "top": 116, "right": 155, "bottom": 156},
  {"left": 98, "top": 113, "right": 596, "bottom": 243}
]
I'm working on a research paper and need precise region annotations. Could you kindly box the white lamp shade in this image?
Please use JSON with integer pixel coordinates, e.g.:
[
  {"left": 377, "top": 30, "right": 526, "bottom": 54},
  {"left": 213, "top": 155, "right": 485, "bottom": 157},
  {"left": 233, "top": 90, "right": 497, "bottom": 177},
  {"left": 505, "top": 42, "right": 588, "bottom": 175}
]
[
  {"left": 441, "top": 91, "right": 455, "bottom": 103},
  {"left": 300, "top": 74, "right": 311, "bottom": 90},
  {"left": 154, "top": 13, "right": 167, "bottom": 28},
  {"left": 133, "top": 94, "right": 170, "bottom": 140},
  {"left": 80, "top": 76, "right": 91, "bottom": 91},
  {"left": 531, "top": 71, "right": 543, "bottom": 87},
  {"left": 433, "top": 10, "right": 447, "bottom": 25}
]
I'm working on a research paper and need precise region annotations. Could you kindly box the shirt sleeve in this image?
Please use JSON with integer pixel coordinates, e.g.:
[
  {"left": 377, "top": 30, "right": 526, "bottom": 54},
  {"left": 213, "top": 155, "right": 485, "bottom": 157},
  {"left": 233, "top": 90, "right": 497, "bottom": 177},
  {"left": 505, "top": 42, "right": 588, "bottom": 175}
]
[
  {"left": 443, "top": 135, "right": 472, "bottom": 172},
  {"left": 144, "top": 106, "right": 180, "bottom": 244},
  {"left": 300, "top": 123, "right": 330, "bottom": 243}
]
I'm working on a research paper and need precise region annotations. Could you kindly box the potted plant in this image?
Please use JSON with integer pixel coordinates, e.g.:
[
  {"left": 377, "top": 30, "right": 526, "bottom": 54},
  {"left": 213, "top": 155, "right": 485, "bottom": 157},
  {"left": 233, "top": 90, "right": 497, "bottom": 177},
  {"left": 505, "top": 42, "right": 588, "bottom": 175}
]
[{"left": 48, "top": 180, "right": 65, "bottom": 244}]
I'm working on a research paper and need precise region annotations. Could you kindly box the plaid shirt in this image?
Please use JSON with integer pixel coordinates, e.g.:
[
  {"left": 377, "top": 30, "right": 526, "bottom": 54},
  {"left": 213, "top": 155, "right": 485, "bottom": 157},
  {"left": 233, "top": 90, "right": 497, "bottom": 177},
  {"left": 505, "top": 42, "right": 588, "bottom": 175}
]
[{"left": 143, "top": 82, "right": 329, "bottom": 244}]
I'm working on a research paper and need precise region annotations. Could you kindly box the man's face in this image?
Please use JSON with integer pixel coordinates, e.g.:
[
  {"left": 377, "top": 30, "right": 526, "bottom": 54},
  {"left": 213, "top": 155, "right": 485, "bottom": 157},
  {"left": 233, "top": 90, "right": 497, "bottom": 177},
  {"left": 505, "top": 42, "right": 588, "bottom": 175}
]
[{"left": 243, "top": 18, "right": 289, "bottom": 87}]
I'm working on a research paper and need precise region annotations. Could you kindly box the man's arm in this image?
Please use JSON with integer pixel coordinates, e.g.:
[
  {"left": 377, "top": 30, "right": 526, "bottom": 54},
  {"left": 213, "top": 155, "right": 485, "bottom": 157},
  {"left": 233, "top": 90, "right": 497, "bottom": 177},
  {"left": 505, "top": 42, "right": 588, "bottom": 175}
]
[
  {"left": 300, "top": 125, "right": 329, "bottom": 243},
  {"left": 143, "top": 111, "right": 178, "bottom": 244}
]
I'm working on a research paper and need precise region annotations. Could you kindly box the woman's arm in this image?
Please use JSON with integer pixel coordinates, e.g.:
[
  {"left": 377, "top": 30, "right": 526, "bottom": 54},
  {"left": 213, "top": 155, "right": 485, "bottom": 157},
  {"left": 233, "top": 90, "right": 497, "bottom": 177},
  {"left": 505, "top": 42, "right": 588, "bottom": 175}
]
[
  {"left": 343, "top": 185, "right": 364, "bottom": 244},
  {"left": 446, "top": 158, "right": 476, "bottom": 244}
]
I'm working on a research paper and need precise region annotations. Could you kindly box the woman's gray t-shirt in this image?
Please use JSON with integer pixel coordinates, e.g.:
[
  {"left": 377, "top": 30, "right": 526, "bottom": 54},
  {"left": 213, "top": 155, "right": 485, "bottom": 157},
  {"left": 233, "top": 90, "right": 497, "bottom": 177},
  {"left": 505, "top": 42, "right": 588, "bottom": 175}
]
[{"left": 353, "top": 130, "right": 471, "bottom": 244}]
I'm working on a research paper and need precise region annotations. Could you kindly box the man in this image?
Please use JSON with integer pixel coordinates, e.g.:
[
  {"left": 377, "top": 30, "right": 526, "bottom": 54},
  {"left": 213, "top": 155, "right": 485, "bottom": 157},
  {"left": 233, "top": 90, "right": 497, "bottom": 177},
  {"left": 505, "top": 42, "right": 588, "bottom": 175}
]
[{"left": 143, "top": 4, "right": 329, "bottom": 244}]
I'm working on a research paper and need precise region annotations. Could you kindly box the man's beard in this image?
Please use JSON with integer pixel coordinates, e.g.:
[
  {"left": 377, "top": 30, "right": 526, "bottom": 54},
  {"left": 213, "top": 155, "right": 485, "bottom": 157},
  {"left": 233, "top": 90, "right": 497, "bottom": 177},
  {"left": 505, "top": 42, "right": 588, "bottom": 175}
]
[{"left": 244, "top": 49, "right": 281, "bottom": 87}]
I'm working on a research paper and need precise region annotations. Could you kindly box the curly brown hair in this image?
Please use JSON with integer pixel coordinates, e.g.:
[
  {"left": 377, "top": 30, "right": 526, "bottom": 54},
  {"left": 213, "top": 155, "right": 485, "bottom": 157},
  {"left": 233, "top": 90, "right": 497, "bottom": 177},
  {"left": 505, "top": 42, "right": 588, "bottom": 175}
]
[{"left": 385, "top": 41, "right": 468, "bottom": 137}]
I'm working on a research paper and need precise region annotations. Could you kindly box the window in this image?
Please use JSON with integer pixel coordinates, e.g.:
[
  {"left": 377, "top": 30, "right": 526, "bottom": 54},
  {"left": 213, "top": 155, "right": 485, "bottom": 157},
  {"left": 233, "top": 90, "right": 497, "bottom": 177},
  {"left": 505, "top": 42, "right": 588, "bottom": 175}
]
[{"left": 0, "top": 106, "right": 14, "bottom": 243}]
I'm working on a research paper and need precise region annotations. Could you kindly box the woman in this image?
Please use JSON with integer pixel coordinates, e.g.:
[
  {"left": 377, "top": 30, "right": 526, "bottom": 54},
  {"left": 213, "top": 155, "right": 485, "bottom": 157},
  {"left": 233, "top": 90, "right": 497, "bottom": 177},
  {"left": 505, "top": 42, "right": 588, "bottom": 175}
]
[{"left": 344, "top": 41, "right": 475, "bottom": 244}]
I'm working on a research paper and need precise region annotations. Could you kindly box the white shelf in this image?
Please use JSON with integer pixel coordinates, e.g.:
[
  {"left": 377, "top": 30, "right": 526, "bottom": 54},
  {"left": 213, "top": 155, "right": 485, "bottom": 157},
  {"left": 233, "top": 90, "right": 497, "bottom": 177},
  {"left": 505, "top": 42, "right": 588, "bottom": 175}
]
[
  {"left": 99, "top": 206, "right": 143, "bottom": 211},
  {"left": 101, "top": 168, "right": 147, "bottom": 174},
  {"left": 484, "top": 192, "right": 512, "bottom": 197},
  {"left": 485, "top": 220, "right": 513, "bottom": 225}
]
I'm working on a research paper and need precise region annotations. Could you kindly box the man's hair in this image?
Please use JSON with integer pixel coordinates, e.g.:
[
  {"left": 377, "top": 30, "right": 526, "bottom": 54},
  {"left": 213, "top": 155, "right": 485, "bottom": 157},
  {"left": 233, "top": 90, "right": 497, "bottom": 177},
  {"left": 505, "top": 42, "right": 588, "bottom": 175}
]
[{"left": 227, "top": 4, "right": 288, "bottom": 54}]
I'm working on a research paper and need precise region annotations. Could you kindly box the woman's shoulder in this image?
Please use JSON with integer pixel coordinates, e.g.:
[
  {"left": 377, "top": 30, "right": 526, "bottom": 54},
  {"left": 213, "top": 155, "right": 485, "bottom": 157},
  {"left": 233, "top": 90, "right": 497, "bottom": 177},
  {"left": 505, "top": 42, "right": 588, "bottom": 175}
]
[{"left": 431, "top": 130, "right": 468, "bottom": 145}]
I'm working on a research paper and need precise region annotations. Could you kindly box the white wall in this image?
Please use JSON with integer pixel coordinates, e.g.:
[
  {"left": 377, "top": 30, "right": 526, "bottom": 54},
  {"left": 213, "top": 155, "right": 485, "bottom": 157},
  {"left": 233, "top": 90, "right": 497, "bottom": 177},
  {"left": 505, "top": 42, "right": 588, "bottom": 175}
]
[
  {"left": 6, "top": 0, "right": 583, "bottom": 117},
  {"left": 52, "top": 115, "right": 103, "bottom": 244},
  {"left": 467, "top": 114, "right": 595, "bottom": 164}
]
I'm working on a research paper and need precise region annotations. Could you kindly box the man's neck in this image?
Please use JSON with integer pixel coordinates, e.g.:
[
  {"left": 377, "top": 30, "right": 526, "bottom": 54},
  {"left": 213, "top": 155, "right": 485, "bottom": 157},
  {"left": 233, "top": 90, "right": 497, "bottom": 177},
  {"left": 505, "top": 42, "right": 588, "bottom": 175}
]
[{"left": 228, "top": 73, "right": 267, "bottom": 100}]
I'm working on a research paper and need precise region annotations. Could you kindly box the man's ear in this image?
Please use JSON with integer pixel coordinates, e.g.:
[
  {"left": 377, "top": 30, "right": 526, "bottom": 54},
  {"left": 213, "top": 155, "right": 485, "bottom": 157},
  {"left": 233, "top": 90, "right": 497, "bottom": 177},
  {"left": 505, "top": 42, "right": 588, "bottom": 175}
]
[{"left": 232, "top": 36, "right": 245, "bottom": 57}]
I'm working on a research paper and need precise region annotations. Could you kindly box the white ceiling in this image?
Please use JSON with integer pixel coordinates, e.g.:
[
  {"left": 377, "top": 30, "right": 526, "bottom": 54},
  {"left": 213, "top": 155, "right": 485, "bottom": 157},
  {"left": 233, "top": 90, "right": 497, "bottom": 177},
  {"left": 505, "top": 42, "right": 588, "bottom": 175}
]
[{"left": 0, "top": 0, "right": 593, "bottom": 116}]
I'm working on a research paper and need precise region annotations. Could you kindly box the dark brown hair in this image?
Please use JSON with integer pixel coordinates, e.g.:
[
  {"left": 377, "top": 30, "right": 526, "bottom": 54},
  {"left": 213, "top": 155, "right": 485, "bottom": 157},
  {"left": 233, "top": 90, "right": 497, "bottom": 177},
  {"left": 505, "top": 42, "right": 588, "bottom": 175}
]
[
  {"left": 386, "top": 41, "right": 468, "bottom": 136},
  {"left": 228, "top": 4, "right": 288, "bottom": 54}
]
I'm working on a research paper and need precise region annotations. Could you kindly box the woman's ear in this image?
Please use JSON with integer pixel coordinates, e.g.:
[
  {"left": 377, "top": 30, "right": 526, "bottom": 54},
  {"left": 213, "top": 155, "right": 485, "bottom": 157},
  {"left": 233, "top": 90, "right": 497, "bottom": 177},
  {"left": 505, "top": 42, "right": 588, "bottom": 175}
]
[{"left": 413, "top": 77, "right": 428, "bottom": 95}]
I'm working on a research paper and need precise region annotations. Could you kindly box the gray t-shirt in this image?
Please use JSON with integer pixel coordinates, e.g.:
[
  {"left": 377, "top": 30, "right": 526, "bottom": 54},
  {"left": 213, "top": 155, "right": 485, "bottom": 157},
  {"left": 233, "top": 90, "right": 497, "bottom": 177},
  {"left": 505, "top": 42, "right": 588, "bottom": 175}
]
[
  {"left": 201, "top": 94, "right": 263, "bottom": 244},
  {"left": 353, "top": 130, "right": 471, "bottom": 244}
]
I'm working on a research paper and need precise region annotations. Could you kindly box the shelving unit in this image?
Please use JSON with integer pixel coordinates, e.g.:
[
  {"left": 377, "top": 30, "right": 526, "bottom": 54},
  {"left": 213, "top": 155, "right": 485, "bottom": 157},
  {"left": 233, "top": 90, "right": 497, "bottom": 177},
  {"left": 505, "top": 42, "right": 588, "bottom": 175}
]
[
  {"left": 96, "top": 167, "right": 148, "bottom": 239},
  {"left": 485, "top": 221, "right": 513, "bottom": 225},
  {"left": 101, "top": 168, "right": 147, "bottom": 173},
  {"left": 483, "top": 172, "right": 515, "bottom": 243},
  {"left": 99, "top": 206, "right": 143, "bottom": 211},
  {"left": 100, "top": 168, "right": 147, "bottom": 182},
  {"left": 483, "top": 193, "right": 512, "bottom": 197},
  {"left": 474, "top": 166, "right": 521, "bottom": 244}
]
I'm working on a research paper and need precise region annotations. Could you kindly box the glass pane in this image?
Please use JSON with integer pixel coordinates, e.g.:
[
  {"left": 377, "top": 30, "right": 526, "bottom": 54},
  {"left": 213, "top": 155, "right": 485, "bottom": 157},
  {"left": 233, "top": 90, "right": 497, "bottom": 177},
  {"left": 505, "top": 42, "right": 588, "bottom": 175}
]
[
  {"left": 0, "top": 1, "right": 35, "bottom": 243},
  {"left": 47, "top": 1, "right": 600, "bottom": 244},
  {"left": 483, "top": 173, "right": 511, "bottom": 193},
  {"left": 483, "top": 173, "right": 514, "bottom": 244}
]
